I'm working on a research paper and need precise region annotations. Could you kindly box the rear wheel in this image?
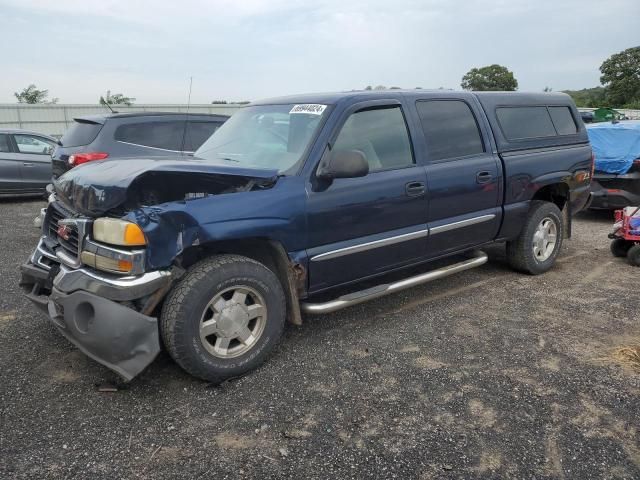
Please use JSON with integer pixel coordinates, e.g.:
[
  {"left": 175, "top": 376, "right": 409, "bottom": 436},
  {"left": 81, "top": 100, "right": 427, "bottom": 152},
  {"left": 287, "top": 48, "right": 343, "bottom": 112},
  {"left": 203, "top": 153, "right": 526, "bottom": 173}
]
[
  {"left": 627, "top": 244, "right": 640, "bottom": 267},
  {"left": 610, "top": 238, "right": 632, "bottom": 258},
  {"left": 506, "top": 200, "right": 564, "bottom": 275},
  {"left": 160, "top": 254, "right": 286, "bottom": 383}
]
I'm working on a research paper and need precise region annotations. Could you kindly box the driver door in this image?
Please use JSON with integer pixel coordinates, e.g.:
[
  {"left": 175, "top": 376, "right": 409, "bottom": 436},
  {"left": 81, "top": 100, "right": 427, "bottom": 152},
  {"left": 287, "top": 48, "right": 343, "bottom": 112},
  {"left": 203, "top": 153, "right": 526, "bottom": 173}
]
[{"left": 306, "top": 102, "right": 428, "bottom": 293}]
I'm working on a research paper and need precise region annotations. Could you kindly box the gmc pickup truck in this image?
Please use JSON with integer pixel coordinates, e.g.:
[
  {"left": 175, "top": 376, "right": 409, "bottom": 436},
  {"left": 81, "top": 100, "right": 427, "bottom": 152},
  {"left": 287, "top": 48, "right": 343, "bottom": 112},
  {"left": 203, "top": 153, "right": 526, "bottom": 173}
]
[{"left": 20, "top": 90, "right": 593, "bottom": 382}]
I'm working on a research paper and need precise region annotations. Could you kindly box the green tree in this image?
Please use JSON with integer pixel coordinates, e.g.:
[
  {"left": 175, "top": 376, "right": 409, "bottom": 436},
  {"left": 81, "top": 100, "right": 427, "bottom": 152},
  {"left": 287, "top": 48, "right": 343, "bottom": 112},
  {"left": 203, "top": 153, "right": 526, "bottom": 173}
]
[
  {"left": 562, "top": 87, "right": 606, "bottom": 108},
  {"left": 99, "top": 90, "right": 135, "bottom": 106},
  {"left": 600, "top": 46, "right": 640, "bottom": 107},
  {"left": 461, "top": 65, "right": 518, "bottom": 91},
  {"left": 14, "top": 84, "right": 58, "bottom": 104}
]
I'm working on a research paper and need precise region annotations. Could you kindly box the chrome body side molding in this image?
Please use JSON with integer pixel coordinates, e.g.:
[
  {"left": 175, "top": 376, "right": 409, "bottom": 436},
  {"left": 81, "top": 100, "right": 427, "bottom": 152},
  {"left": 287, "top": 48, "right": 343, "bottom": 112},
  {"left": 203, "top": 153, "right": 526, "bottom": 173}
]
[
  {"left": 429, "top": 214, "right": 496, "bottom": 235},
  {"left": 301, "top": 250, "right": 488, "bottom": 314}
]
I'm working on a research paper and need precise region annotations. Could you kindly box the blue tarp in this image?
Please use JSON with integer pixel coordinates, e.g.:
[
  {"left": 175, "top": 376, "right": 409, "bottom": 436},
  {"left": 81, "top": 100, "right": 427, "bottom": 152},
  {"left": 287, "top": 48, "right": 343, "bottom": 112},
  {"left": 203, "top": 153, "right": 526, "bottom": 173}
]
[{"left": 587, "top": 120, "right": 640, "bottom": 174}]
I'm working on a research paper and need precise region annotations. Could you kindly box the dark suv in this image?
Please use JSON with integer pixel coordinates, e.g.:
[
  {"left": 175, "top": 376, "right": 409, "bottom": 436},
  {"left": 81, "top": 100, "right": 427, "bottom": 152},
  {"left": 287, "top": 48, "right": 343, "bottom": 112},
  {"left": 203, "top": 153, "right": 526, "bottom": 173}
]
[{"left": 51, "top": 112, "right": 229, "bottom": 178}]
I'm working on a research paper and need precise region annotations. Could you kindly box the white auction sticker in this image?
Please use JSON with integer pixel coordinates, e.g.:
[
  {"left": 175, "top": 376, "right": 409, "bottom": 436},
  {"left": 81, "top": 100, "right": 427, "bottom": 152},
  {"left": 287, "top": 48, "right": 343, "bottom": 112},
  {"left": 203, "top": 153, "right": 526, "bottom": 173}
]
[{"left": 289, "top": 104, "right": 327, "bottom": 115}]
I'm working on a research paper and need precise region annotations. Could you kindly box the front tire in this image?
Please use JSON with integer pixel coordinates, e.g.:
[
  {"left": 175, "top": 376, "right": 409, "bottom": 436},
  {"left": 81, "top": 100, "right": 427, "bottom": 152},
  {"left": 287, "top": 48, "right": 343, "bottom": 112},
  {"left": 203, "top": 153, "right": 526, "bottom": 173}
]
[
  {"left": 160, "top": 254, "right": 286, "bottom": 383},
  {"left": 506, "top": 200, "right": 564, "bottom": 275}
]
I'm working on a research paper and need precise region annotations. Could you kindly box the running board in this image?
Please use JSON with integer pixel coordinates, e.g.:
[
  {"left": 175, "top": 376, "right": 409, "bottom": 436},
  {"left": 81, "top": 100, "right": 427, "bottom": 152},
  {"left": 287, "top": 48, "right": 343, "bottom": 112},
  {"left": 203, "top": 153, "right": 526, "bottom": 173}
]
[{"left": 300, "top": 250, "right": 488, "bottom": 314}]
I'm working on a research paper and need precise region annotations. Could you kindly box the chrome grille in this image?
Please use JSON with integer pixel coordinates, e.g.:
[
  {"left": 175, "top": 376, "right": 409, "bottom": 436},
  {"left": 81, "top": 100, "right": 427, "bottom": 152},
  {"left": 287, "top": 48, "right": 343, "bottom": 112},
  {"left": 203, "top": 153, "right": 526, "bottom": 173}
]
[{"left": 43, "top": 202, "right": 89, "bottom": 265}]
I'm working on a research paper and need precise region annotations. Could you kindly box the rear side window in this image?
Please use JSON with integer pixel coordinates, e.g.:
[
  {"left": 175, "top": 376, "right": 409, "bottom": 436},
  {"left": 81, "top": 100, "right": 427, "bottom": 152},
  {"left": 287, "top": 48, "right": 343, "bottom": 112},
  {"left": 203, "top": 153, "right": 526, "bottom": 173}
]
[
  {"left": 496, "top": 107, "right": 556, "bottom": 140},
  {"left": 61, "top": 121, "right": 103, "bottom": 147},
  {"left": 183, "top": 121, "right": 222, "bottom": 152},
  {"left": 0, "top": 134, "right": 11, "bottom": 153},
  {"left": 115, "top": 121, "right": 185, "bottom": 151},
  {"left": 333, "top": 106, "right": 413, "bottom": 172},
  {"left": 14, "top": 134, "right": 55, "bottom": 154},
  {"left": 548, "top": 107, "right": 578, "bottom": 135},
  {"left": 416, "top": 100, "right": 484, "bottom": 161}
]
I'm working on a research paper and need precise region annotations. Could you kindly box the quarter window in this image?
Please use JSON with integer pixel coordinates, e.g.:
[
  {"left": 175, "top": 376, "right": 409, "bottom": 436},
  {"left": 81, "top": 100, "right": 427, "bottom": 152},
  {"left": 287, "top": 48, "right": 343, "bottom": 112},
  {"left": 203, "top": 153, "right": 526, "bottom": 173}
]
[
  {"left": 115, "top": 121, "right": 186, "bottom": 151},
  {"left": 548, "top": 106, "right": 578, "bottom": 135},
  {"left": 416, "top": 100, "right": 484, "bottom": 161},
  {"left": 183, "top": 121, "right": 223, "bottom": 152},
  {"left": 14, "top": 134, "right": 55, "bottom": 154},
  {"left": 333, "top": 106, "right": 413, "bottom": 171},
  {"left": 496, "top": 107, "right": 557, "bottom": 140}
]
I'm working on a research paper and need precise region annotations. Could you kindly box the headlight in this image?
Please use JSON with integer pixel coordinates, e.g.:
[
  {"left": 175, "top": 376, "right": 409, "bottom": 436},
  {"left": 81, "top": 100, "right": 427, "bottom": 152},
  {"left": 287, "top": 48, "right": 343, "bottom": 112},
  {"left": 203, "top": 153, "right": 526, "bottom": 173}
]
[{"left": 93, "top": 218, "right": 146, "bottom": 246}]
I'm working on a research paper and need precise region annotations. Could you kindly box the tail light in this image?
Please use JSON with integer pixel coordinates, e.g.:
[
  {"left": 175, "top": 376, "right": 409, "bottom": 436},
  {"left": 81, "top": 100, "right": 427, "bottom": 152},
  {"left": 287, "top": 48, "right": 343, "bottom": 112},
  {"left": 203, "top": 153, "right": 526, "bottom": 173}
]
[
  {"left": 590, "top": 150, "right": 595, "bottom": 179},
  {"left": 68, "top": 152, "right": 108, "bottom": 167}
]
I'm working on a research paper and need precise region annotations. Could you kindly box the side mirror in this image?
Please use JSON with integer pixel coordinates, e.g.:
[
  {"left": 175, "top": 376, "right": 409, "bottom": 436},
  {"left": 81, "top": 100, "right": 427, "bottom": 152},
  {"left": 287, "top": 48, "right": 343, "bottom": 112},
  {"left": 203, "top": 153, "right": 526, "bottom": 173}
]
[{"left": 317, "top": 149, "right": 369, "bottom": 180}]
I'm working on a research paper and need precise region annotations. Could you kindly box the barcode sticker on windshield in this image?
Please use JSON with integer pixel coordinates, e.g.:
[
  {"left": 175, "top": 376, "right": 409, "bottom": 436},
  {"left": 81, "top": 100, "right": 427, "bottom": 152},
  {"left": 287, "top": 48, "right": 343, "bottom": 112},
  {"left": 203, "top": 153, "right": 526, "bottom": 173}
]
[{"left": 290, "top": 104, "right": 327, "bottom": 115}]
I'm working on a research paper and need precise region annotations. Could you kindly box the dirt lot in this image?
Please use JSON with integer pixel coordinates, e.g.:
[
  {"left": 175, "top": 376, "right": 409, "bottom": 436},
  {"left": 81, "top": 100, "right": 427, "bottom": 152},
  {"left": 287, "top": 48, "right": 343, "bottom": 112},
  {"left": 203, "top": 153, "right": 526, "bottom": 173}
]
[{"left": 1, "top": 198, "right": 639, "bottom": 479}]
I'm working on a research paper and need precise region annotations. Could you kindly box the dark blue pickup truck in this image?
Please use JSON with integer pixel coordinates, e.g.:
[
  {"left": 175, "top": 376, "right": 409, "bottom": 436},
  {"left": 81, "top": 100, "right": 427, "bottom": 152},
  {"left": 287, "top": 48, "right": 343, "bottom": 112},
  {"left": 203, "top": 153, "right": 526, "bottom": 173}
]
[{"left": 20, "top": 90, "right": 593, "bottom": 382}]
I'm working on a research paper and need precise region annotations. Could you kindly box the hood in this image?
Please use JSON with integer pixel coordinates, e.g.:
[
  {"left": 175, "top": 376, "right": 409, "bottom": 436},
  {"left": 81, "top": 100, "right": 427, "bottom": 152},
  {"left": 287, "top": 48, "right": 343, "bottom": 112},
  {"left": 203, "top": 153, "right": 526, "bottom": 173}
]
[{"left": 54, "top": 157, "right": 279, "bottom": 216}]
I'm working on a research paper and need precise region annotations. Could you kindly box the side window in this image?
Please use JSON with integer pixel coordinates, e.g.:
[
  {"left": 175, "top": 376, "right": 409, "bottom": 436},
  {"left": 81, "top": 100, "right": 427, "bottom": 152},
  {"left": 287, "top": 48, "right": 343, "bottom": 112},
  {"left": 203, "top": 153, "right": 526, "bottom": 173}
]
[
  {"left": 0, "top": 134, "right": 11, "bottom": 153},
  {"left": 114, "top": 121, "right": 185, "bottom": 151},
  {"left": 548, "top": 107, "right": 578, "bottom": 135},
  {"left": 14, "top": 134, "right": 55, "bottom": 155},
  {"left": 416, "top": 100, "right": 484, "bottom": 161},
  {"left": 183, "top": 121, "right": 222, "bottom": 152},
  {"left": 496, "top": 107, "right": 556, "bottom": 140},
  {"left": 333, "top": 106, "right": 413, "bottom": 172}
]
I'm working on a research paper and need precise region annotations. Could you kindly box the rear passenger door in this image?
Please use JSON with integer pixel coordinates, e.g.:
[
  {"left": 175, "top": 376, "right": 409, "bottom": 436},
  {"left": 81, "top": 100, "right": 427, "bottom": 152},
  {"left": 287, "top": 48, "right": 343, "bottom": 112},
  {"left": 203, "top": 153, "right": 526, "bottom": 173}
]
[{"left": 416, "top": 99, "right": 501, "bottom": 256}]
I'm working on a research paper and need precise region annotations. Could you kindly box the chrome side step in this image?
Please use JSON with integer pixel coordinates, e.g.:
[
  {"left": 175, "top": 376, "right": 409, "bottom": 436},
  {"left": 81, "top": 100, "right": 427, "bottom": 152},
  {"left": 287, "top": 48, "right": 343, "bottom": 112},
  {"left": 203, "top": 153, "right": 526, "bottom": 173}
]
[{"left": 300, "top": 250, "right": 488, "bottom": 314}]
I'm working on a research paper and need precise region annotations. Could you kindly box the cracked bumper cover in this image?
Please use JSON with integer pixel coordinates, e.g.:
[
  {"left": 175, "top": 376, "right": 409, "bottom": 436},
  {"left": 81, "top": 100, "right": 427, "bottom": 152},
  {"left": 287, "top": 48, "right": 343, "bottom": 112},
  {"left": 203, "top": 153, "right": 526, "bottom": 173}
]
[{"left": 21, "top": 261, "right": 172, "bottom": 381}]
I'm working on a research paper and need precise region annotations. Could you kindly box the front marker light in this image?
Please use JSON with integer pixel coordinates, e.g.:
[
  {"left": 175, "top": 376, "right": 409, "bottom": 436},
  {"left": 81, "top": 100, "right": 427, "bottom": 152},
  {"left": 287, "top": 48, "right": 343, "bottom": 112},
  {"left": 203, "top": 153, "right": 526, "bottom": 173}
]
[{"left": 93, "top": 218, "right": 146, "bottom": 246}]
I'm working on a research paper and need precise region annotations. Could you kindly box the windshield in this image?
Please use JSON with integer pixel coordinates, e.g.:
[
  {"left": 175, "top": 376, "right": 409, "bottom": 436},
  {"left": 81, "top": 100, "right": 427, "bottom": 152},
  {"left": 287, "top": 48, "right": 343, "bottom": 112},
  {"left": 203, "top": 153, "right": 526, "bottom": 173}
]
[{"left": 194, "top": 104, "right": 328, "bottom": 174}]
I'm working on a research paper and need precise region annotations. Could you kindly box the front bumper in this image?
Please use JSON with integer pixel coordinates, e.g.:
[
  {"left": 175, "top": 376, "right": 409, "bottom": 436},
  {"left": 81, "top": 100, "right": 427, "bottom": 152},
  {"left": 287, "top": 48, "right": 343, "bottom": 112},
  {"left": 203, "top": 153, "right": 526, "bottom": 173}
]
[{"left": 20, "top": 255, "right": 172, "bottom": 381}]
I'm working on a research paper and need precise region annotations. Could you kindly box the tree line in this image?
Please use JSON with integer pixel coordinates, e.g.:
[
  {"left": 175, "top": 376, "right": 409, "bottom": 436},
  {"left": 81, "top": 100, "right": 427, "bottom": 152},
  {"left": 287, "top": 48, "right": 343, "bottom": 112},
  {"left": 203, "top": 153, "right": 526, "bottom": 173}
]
[{"left": 11, "top": 46, "right": 640, "bottom": 109}]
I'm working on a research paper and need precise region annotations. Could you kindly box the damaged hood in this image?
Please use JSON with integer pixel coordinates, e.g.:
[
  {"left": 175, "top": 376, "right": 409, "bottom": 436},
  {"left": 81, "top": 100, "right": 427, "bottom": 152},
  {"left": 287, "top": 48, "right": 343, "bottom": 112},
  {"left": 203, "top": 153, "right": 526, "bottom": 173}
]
[{"left": 54, "top": 157, "right": 279, "bottom": 216}]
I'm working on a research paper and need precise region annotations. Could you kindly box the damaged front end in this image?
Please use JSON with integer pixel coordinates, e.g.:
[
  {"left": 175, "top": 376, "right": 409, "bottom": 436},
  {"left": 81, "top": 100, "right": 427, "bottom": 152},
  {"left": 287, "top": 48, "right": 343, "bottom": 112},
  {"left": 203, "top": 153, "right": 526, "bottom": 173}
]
[{"left": 21, "top": 158, "right": 280, "bottom": 380}]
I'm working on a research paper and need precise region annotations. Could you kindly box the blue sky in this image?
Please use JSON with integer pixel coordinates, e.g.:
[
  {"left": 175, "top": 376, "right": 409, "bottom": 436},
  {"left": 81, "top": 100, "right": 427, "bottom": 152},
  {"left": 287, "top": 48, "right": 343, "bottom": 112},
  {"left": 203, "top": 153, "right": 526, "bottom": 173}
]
[{"left": 1, "top": 0, "right": 638, "bottom": 104}]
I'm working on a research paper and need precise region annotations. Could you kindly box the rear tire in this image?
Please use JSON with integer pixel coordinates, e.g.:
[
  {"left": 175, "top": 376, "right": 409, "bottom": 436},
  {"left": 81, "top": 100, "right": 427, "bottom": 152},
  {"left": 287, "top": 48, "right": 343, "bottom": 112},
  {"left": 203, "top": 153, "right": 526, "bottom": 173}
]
[
  {"left": 610, "top": 238, "right": 632, "bottom": 258},
  {"left": 160, "top": 254, "right": 286, "bottom": 383},
  {"left": 506, "top": 200, "right": 564, "bottom": 275},
  {"left": 627, "top": 244, "right": 640, "bottom": 267}
]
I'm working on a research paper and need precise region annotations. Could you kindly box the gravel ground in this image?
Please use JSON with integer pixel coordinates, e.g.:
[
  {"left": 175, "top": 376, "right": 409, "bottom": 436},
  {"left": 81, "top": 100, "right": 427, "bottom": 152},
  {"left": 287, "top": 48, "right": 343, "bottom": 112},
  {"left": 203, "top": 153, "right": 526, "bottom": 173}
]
[{"left": 1, "top": 198, "right": 639, "bottom": 479}]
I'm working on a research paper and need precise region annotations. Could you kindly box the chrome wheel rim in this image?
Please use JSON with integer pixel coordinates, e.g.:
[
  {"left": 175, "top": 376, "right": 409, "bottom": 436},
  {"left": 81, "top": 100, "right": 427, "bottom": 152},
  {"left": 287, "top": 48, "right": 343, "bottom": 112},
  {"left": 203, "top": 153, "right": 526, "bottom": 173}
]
[
  {"left": 532, "top": 217, "right": 557, "bottom": 262},
  {"left": 199, "top": 285, "right": 267, "bottom": 359}
]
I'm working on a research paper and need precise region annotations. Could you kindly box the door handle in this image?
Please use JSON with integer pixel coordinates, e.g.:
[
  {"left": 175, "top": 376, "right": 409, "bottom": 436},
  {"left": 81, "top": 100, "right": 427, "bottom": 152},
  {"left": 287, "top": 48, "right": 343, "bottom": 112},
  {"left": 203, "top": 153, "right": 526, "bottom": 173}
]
[
  {"left": 476, "top": 171, "right": 492, "bottom": 184},
  {"left": 23, "top": 162, "right": 34, "bottom": 167},
  {"left": 405, "top": 181, "right": 426, "bottom": 197}
]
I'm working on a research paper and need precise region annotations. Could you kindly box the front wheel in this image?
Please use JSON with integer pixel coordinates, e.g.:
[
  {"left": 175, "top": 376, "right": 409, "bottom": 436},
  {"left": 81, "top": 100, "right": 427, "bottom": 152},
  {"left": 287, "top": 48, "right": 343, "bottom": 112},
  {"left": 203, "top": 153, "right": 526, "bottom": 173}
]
[
  {"left": 160, "top": 254, "right": 286, "bottom": 383},
  {"left": 506, "top": 200, "right": 564, "bottom": 275}
]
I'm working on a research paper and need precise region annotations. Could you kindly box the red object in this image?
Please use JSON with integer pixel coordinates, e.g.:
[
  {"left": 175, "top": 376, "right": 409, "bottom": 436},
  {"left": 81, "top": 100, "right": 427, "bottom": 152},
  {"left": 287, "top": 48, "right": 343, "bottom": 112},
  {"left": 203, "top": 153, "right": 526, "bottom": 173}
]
[
  {"left": 68, "top": 152, "right": 108, "bottom": 166},
  {"left": 613, "top": 207, "right": 640, "bottom": 242},
  {"left": 57, "top": 224, "right": 72, "bottom": 241},
  {"left": 590, "top": 150, "right": 595, "bottom": 179}
]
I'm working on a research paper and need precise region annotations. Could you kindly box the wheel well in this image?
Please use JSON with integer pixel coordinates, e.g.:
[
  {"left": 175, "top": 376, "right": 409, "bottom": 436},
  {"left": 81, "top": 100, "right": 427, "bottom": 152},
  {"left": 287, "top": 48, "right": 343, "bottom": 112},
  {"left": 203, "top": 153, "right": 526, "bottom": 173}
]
[
  {"left": 532, "top": 183, "right": 569, "bottom": 211},
  {"left": 177, "top": 238, "right": 305, "bottom": 325}
]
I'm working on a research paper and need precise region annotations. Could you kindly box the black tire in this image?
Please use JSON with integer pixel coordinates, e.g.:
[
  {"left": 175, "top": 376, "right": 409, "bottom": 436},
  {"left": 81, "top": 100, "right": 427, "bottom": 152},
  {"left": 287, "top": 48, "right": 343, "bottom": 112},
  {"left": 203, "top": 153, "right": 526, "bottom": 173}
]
[
  {"left": 627, "top": 244, "right": 640, "bottom": 267},
  {"left": 610, "top": 238, "right": 632, "bottom": 258},
  {"left": 160, "top": 254, "right": 286, "bottom": 383},
  {"left": 506, "top": 200, "right": 564, "bottom": 275}
]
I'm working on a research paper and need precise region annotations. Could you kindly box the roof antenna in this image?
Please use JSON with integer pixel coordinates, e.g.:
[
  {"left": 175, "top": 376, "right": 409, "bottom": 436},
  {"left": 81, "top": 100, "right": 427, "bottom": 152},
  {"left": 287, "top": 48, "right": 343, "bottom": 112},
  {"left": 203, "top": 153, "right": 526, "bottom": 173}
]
[
  {"left": 101, "top": 90, "right": 117, "bottom": 114},
  {"left": 181, "top": 76, "right": 193, "bottom": 154}
]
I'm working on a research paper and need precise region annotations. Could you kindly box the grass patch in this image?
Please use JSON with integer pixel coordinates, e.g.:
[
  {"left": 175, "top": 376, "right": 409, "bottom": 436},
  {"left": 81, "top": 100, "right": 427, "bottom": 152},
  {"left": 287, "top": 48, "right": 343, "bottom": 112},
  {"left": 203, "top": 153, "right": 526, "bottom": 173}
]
[{"left": 612, "top": 345, "right": 640, "bottom": 372}]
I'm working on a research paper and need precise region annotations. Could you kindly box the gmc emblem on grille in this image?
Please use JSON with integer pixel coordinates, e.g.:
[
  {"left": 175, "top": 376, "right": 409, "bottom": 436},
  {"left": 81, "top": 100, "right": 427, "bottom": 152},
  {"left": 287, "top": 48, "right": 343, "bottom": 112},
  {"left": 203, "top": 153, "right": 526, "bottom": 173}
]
[{"left": 57, "top": 223, "right": 72, "bottom": 241}]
